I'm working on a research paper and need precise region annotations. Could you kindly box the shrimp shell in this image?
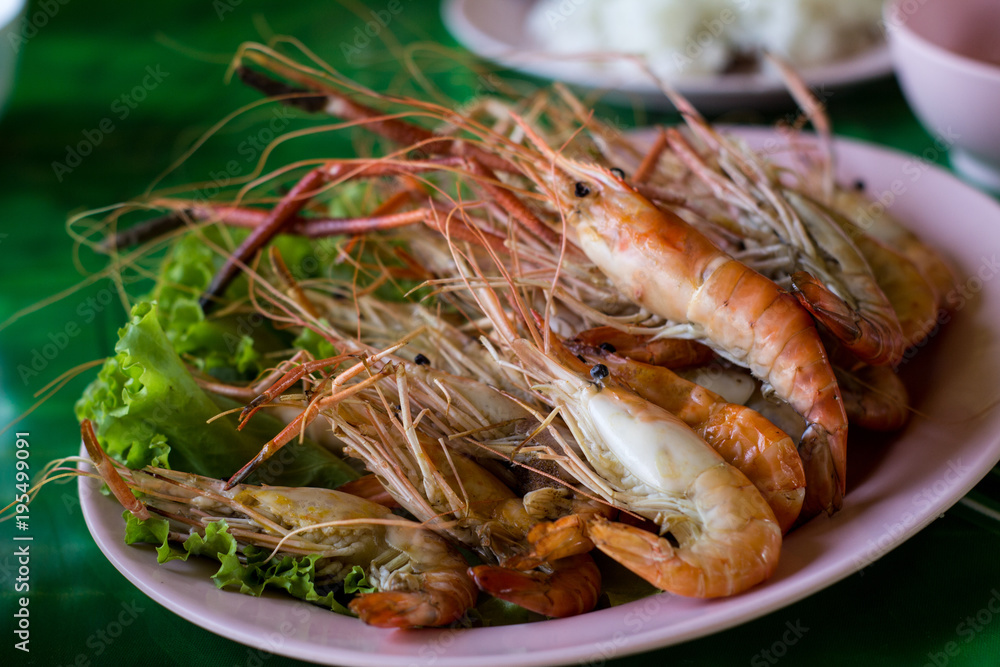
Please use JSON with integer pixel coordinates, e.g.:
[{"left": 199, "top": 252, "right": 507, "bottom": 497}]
[{"left": 541, "top": 160, "right": 846, "bottom": 519}]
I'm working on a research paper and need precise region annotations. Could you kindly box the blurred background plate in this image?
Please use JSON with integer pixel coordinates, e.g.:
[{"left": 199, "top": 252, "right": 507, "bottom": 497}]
[
  {"left": 442, "top": 0, "right": 893, "bottom": 112},
  {"left": 0, "top": 0, "right": 26, "bottom": 116}
]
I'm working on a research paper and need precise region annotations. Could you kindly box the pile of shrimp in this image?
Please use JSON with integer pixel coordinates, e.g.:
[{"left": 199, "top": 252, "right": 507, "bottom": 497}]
[{"left": 71, "top": 42, "right": 956, "bottom": 628}]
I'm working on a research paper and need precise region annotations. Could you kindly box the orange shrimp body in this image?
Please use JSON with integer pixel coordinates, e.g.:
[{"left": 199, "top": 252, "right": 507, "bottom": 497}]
[
  {"left": 494, "top": 362, "right": 783, "bottom": 599},
  {"left": 545, "top": 160, "right": 847, "bottom": 519},
  {"left": 567, "top": 344, "right": 805, "bottom": 533}
]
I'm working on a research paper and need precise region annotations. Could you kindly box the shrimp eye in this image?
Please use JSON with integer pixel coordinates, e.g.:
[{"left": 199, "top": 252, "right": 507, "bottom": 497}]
[
  {"left": 610, "top": 167, "right": 625, "bottom": 179},
  {"left": 598, "top": 342, "right": 616, "bottom": 353},
  {"left": 414, "top": 353, "right": 430, "bottom": 366},
  {"left": 590, "top": 363, "right": 610, "bottom": 384},
  {"left": 574, "top": 182, "right": 591, "bottom": 198}
]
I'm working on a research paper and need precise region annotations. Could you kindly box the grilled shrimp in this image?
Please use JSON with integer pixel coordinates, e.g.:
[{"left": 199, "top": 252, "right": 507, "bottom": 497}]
[
  {"left": 433, "top": 274, "right": 782, "bottom": 596},
  {"left": 662, "top": 126, "right": 905, "bottom": 366},
  {"left": 226, "top": 322, "right": 605, "bottom": 618},
  {"left": 325, "top": 373, "right": 606, "bottom": 617},
  {"left": 831, "top": 188, "right": 957, "bottom": 314},
  {"left": 486, "top": 337, "right": 782, "bottom": 597},
  {"left": 81, "top": 420, "right": 477, "bottom": 628},
  {"left": 508, "top": 141, "right": 847, "bottom": 520},
  {"left": 565, "top": 340, "right": 805, "bottom": 532},
  {"left": 810, "top": 206, "right": 939, "bottom": 350}
]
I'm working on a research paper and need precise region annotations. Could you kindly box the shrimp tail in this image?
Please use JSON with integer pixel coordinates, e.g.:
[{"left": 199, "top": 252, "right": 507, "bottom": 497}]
[
  {"left": 587, "top": 518, "right": 763, "bottom": 598},
  {"left": 791, "top": 271, "right": 902, "bottom": 366},
  {"left": 797, "top": 423, "right": 844, "bottom": 521},
  {"left": 468, "top": 554, "right": 601, "bottom": 618},
  {"left": 348, "top": 570, "right": 478, "bottom": 629}
]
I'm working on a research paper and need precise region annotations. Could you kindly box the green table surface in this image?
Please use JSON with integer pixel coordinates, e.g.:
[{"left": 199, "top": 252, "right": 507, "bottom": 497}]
[{"left": 2, "top": 2, "right": 1000, "bottom": 666}]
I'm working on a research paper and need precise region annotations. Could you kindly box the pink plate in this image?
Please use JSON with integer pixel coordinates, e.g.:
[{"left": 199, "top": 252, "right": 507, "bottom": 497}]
[{"left": 80, "top": 128, "right": 1000, "bottom": 667}]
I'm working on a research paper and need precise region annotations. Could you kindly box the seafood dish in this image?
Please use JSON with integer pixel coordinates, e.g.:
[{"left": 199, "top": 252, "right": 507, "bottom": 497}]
[{"left": 42, "top": 42, "right": 955, "bottom": 629}]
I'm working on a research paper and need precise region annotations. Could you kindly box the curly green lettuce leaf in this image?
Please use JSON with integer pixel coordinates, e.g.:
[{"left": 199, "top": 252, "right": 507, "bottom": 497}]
[
  {"left": 147, "top": 225, "right": 423, "bottom": 378},
  {"left": 150, "top": 230, "right": 310, "bottom": 382},
  {"left": 76, "top": 301, "right": 358, "bottom": 488},
  {"left": 123, "top": 509, "right": 170, "bottom": 545},
  {"left": 124, "top": 514, "right": 353, "bottom": 614},
  {"left": 343, "top": 565, "right": 376, "bottom": 595},
  {"left": 291, "top": 325, "right": 339, "bottom": 360}
]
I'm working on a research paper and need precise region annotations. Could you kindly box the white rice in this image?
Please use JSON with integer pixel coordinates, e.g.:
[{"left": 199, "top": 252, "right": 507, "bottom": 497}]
[{"left": 527, "top": 0, "right": 885, "bottom": 77}]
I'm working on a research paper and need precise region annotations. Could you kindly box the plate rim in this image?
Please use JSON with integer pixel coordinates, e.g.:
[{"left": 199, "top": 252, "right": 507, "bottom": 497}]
[
  {"left": 441, "top": 0, "right": 894, "bottom": 108},
  {"left": 78, "top": 128, "right": 1000, "bottom": 667}
]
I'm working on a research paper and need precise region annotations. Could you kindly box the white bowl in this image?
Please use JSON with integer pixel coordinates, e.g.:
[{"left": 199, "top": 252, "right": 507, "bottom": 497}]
[
  {"left": 0, "top": 0, "right": 26, "bottom": 116},
  {"left": 885, "top": 0, "right": 1000, "bottom": 192}
]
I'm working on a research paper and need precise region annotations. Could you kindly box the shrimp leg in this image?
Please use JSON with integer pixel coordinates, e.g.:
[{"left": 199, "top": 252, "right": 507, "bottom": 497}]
[{"left": 569, "top": 326, "right": 715, "bottom": 368}]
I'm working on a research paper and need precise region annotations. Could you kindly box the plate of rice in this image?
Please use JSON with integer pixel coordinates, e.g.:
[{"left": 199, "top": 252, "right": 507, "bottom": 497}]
[{"left": 442, "top": 0, "right": 892, "bottom": 111}]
